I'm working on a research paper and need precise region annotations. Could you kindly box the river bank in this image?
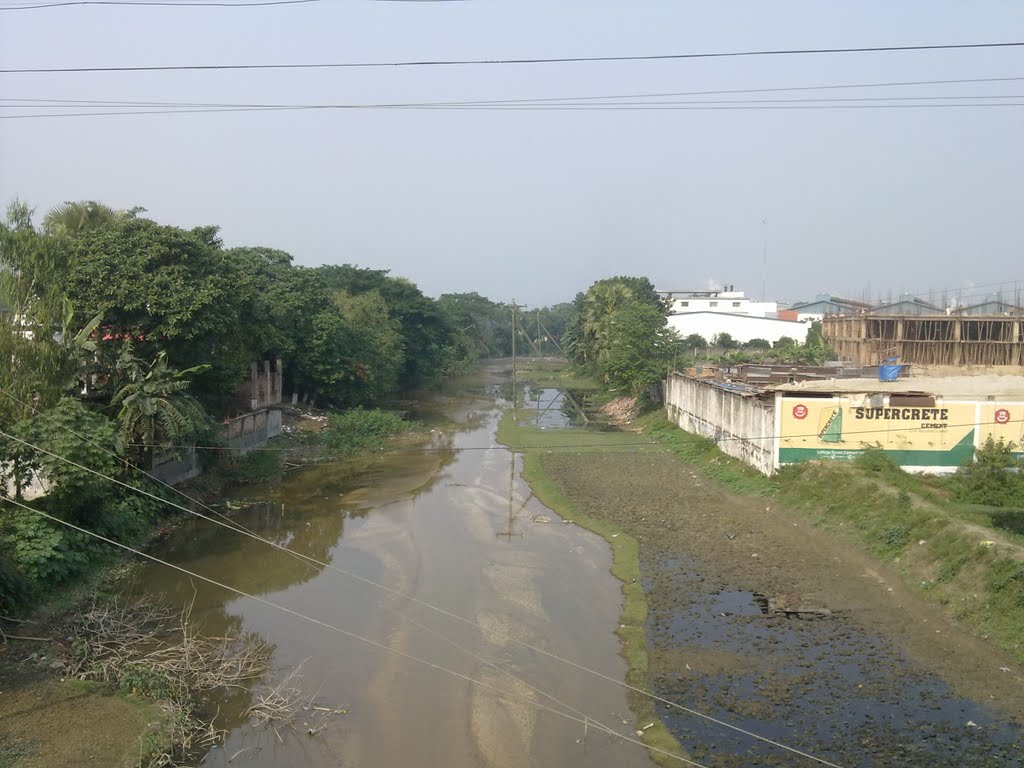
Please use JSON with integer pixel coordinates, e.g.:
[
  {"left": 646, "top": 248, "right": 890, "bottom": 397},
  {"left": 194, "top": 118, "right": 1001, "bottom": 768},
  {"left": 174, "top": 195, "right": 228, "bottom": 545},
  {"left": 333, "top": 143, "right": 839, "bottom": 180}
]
[
  {"left": 0, "top": 404, "right": 425, "bottom": 768},
  {"left": 3, "top": 364, "right": 661, "bottom": 768},
  {"left": 505, "top": 397, "right": 1024, "bottom": 766}
]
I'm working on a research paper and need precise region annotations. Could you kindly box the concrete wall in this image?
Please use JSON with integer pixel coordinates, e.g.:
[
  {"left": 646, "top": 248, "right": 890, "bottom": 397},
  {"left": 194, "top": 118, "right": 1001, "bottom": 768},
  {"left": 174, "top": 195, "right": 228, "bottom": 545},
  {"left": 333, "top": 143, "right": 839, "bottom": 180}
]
[
  {"left": 664, "top": 373, "right": 777, "bottom": 475},
  {"left": 1, "top": 463, "right": 52, "bottom": 500},
  {"left": 237, "top": 359, "right": 284, "bottom": 412},
  {"left": 222, "top": 408, "right": 282, "bottom": 455},
  {"left": 149, "top": 448, "right": 201, "bottom": 486}
]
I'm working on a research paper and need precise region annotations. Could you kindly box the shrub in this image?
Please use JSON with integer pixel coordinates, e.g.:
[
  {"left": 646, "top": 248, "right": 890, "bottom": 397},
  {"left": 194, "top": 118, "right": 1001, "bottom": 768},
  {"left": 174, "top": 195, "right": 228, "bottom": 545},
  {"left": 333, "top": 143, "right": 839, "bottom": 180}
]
[
  {"left": 323, "top": 408, "right": 419, "bottom": 453},
  {"left": 952, "top": 437, "right": 1024, "bottom": 508}
]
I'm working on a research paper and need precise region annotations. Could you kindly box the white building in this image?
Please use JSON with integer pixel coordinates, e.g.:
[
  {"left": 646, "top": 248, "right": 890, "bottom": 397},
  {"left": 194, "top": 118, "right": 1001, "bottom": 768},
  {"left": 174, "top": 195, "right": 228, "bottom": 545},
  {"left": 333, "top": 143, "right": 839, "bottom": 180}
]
[
  {"left": 658, "top": 288, "right": 807, "bottom": 345},
  {"left": 659, "top": 287, "right": 778, "bottom": 318}
]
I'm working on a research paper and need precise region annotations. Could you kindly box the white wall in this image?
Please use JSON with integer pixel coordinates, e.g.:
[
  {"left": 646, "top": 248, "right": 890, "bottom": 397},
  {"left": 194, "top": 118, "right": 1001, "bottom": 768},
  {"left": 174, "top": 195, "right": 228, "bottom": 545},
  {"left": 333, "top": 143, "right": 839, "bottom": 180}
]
[
  {"left": 663, "top": 374, "right": 777, "bottom": 475},
  {"left": 667, "top": 312, "right": 809, "bottom": 345},
  {"left": 668, "top": 294, "right": 778, "bottom": 318}
]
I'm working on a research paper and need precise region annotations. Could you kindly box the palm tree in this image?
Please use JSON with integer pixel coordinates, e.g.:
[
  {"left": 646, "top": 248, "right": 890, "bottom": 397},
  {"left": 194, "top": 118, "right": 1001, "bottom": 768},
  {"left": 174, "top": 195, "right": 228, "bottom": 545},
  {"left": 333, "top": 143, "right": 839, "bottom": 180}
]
[
  {"left": 43, "top": 201, "right": 129, "bottom": 237},
  {"left": 581, "top": 282, "right": 634, "bottom": 362},
  {"left": 110, "top": 340, "right": 209, "bottom": 463}
]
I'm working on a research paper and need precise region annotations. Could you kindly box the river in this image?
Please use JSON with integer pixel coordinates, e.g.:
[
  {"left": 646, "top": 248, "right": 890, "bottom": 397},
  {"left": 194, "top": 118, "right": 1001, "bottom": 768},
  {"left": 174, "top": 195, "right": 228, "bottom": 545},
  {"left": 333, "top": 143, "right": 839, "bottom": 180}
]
[{"left": 134, "top": 364, "right": 657, "bottom": 768}]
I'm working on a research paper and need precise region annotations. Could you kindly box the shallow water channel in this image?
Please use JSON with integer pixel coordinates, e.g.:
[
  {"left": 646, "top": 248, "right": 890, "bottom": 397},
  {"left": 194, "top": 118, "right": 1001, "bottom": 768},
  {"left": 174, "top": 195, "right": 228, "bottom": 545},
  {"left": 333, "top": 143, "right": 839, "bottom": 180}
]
[{"left": 135, "top": 366, "right": 656, "bottom": 768}]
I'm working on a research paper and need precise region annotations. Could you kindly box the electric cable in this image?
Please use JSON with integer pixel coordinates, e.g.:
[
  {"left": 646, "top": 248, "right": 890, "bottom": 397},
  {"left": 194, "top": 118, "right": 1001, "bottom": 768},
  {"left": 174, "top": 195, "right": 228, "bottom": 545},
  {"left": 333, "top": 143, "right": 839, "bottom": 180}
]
[
  {"left": 3, "top": 41, "right": 1023, "bottom": 75},
  {"left": 0, "top": 419, "right": 850, "bottom": 767},
  {"left": 0, "top": 0, "right": 318, "bottom": 9},
  {"left": 4, "top": 101, "right": 1024, "bottom": 119},
  {"left": 0, "top": 492, "right": 713, "bottom": 768},
  {"left": 108, "top": 415, "right": 1024, "bottom": 455},
  {"left": 0, "top": 393, "right": 626, "bottom": 741}
]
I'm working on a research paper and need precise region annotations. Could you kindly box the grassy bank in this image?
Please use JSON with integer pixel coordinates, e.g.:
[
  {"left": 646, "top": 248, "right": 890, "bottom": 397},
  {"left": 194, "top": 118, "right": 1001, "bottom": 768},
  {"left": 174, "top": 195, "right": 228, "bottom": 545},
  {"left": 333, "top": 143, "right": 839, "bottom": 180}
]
[
  {"left": 495, "top": 412, "right": 685, "bottom": 764},
  {"left": 639, "top": 412, "right": 1024, "bottom": 666}
]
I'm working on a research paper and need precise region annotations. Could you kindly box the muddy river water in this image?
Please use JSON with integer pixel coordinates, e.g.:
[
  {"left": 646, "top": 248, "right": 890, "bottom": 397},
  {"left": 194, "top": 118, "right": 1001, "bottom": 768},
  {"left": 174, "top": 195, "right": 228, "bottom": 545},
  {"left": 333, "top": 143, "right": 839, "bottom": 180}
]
[{"left": 136, "top": 368, "right": 656, "bottom": 768}]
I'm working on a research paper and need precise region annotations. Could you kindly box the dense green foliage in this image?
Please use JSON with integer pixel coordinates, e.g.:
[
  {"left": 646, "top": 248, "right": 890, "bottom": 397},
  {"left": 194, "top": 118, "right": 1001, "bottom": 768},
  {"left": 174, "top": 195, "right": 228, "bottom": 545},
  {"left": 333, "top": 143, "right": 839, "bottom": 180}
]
[
  {"left": 563, "top": 276, "right": 678, "bottom": 397},
  {"left": 322, "top": 408, "right": 421, "bottom": 453},
  {"left": 2, "top": 197, "right": 567, "bottom": 608},
  {"left": 952, "top": 437, "right": 1024, "bottom": 507}
]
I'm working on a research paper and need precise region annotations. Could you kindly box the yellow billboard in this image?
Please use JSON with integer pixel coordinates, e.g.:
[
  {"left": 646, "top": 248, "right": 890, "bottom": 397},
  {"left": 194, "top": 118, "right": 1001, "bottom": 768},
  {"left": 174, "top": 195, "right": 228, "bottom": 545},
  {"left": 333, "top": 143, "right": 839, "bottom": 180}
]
[
  {"left": 977, "top": 402, "right": 1024, "bottom": 457},
  {"left": 778, "top": 397, "right": 977, "bottom": 468}
]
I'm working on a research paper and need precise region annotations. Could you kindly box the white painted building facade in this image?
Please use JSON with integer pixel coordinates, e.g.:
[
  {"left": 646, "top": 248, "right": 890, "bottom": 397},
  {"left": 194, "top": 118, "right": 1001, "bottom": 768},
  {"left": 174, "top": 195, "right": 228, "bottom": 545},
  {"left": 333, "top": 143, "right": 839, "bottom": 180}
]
[
  {"left": 660, "top": 289, "right": 778, "bottom": 318},
  {"left": 667, "top": 311, "right": 809, "bottom": 345}
]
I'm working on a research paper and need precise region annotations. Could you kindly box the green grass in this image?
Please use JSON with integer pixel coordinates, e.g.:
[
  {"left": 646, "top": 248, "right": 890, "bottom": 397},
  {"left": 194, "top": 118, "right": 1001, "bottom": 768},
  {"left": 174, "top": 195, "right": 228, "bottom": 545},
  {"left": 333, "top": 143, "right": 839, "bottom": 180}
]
[
  {"left": 497, "top": 415, "right": 686, "bottom": 765},
  {"left": 513, "top": 359, "right": 602, "bottom": 391},
  {"left": 637, "top": 413, "right": 773, "bottom": 496}
]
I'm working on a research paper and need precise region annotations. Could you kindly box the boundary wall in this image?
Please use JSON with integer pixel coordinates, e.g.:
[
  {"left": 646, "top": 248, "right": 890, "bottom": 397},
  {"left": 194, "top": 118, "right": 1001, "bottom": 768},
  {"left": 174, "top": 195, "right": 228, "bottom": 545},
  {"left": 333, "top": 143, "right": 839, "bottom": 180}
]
[
  {"left": 664, "top": 373, "right": 1024, "bottom": 476},
  {"left": 223, "top": 408, "right": 282, "bottom": 455},
  {"left": 663, "top": 373, "right": 777, "bottom": 475}
]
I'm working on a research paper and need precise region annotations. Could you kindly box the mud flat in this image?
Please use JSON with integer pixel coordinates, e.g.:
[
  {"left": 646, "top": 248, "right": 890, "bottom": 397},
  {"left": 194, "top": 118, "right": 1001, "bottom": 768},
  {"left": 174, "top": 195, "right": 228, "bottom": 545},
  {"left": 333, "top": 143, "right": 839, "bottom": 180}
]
[{"left": 539, "top": 449, "right": 1024, "bottom": 767}]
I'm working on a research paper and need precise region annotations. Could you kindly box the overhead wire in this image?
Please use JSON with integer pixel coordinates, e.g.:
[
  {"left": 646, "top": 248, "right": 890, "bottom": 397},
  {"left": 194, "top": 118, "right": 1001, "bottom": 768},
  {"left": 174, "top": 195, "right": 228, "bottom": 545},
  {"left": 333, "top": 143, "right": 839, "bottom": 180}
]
[
  {"left": 3, "top": 75, "right": 1024, "bottom": 109},
  {"left": 0, "top": 0, "right": 318, "bottom": 9},
  {"left": 4, "top": 93, "right": 1024, "bottom": 109},
  {"left": 4, "top": 101, "right": 1024, "bottom": 120},
  {"left": 0, "top": 408, "right": 848, "bottom": 767},
  {"left": 0, "top": 493, "right": 713, "bottom": 768},
  {"left": 0, "top": 388, "right": 626, "bottom": 744},
  {"left": 3, "top": 41, "right": 1024, "bottom": 75},
  {"left": 113, "top": 416, "right": 1024, "bottom": 455}
]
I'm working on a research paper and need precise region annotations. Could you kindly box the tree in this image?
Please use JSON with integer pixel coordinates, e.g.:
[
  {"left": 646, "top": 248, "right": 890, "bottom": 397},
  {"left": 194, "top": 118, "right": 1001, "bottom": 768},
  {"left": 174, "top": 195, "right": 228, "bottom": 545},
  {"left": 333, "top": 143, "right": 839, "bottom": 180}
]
[
  {"left": 110, "top": 341, "right": 210, "bottom": 463},
  {"left": 0, "top": 203, "right": 99, "bottom": 423},
  {"left": 63, "top": 217, "right": 254, "bottom": 409},
  {"left": 713, "top": 332, "right": 738, "bottom": 350},
  {"left": 314, "top": 265, "right": 461, "bottom": 387},
  {"left": 600, "top": 303, "right": 678, "bottom": 398},
  {"left": 438, "top": 292, "right": 513, "bottom": 359},
  {"left": 43, "top": 201, "right": 131, "bottom": 237},
  {"left": 744, "top": 338, "right": 771, "bottom": 350},
  {"left": 682, "top": 334, "right": 708, "bottom": 350},
  {"left": 332, "top": 290, "right": 403, "bottom": 403}
]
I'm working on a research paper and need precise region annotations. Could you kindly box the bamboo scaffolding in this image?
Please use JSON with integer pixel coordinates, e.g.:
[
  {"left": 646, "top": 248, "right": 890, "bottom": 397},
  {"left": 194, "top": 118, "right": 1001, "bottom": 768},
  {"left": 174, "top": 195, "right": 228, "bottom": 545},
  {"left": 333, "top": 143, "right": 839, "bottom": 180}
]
[{"left": 822, "top": 314, "right": 1024, "bottom": 367}]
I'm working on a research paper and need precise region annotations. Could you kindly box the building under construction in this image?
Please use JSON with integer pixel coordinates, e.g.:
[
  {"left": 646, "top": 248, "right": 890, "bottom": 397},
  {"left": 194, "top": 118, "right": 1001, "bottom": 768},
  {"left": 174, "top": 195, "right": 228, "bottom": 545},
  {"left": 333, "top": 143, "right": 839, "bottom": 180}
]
[{"left": 823, "top": 312, "right": 1024, "bottom": 367}]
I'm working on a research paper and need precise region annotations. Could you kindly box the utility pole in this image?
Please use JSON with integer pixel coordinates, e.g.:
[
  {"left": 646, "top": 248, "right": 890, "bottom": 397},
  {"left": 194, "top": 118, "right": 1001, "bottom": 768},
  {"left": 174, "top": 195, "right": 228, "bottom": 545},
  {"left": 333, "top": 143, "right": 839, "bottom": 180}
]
[
  {"left": 537, "top": 309, "right": 543, "bottom": 358},
  {"left": 510, "top": 300, "right": 520, "bottom": 422}
]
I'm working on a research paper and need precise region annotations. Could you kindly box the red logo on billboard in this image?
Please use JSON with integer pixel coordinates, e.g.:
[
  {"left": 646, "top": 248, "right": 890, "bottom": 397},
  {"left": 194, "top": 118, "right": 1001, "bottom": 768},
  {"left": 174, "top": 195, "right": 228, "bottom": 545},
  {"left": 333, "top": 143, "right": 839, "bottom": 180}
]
[
  {"left": 995, "top": 408, "right": 1011, "bottom": 425},
  {"left": 792, "top": 404, "right": 808, "bottom": 420}
]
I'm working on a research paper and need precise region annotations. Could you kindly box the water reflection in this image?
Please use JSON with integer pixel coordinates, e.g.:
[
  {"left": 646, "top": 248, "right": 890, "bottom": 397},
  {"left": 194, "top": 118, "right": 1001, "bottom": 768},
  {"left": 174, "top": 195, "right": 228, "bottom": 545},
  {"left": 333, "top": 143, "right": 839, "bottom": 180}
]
[{"left": 132, "top": 365, "right": 651, "bottom": 768}]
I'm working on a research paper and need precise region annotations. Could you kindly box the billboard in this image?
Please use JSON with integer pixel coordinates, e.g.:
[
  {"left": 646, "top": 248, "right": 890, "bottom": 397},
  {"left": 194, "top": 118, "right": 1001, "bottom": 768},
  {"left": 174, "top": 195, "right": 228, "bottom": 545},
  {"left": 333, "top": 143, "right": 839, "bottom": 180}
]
[{"left": 778, "top": 396, "right": 978, "bottom": 469}]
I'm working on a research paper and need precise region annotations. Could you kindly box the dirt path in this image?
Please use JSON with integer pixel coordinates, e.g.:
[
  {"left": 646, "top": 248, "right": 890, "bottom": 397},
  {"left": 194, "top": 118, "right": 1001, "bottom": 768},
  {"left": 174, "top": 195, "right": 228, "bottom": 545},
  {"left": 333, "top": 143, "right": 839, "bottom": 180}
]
[{"left": 541, "top": 451, "right": 1024, "bottom": 767}]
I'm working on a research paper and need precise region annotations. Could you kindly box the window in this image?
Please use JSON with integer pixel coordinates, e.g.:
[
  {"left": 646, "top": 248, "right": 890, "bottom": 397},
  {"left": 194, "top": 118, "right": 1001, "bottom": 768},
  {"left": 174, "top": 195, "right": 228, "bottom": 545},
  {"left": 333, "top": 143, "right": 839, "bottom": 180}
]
[
  {"left": 709, "top": 301, "right": 718, "bottom": 307},
  {"left": 679, "top": 301, "right": 689, "bottom": 307},
  {"left": 732, "top": 301, "right": 741, "bottom": 307}
]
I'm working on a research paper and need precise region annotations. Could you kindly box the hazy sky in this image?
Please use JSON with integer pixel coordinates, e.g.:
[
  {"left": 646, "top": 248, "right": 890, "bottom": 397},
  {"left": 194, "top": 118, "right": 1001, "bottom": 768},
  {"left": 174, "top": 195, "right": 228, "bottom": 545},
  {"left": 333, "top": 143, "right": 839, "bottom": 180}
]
[{"left": 1, "top": 1, "right": 1022, "bottom": 308}]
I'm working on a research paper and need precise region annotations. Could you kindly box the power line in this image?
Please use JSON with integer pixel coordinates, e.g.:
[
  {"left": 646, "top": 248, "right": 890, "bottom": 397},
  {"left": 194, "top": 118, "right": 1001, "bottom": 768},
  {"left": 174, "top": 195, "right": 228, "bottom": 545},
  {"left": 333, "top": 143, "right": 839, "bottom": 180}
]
[
  {"left": 0, "top": 493, "right": 711, "bottom": 768},
  {"left": 3, "top": 41, "right": 1024, "bottom": 75},
  {"left": 0, "top": 415, "right": 848, "bottom": 767},
  {"left": 0, "top": 391, "right": 616, "bottom": 740},
  {"left": 5, "top": 92, "right": 1024, "bottom": 110},
  {"left": 4, "top": 101, "right": 1024, "bottom": 120},
  {"left": 109, "top": 415, "right": 1024, "bottom": 455},
  {"left": 4, "top": 75, "right": 1024, "bottom": 109},
  {"left": 0, "top": 0, "right": 318, "bottom": 9}
]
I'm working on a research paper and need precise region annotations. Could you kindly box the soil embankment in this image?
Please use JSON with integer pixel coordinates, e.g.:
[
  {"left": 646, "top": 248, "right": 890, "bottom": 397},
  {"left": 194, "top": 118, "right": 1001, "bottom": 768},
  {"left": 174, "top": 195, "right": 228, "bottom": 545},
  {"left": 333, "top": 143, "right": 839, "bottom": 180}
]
[{"left": 534, "top": 446, "right": 1024, "bottom": 766}]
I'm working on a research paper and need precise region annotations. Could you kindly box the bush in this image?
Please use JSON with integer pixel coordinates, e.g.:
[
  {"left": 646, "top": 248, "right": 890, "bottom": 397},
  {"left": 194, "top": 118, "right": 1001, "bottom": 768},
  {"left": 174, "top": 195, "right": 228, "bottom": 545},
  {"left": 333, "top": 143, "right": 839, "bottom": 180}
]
[
  {"left": 952, "top": 437, "right": 1024, "bottom": 507},
  {"left": 323, "top": 408, "right": 419, "bottom": 453}
]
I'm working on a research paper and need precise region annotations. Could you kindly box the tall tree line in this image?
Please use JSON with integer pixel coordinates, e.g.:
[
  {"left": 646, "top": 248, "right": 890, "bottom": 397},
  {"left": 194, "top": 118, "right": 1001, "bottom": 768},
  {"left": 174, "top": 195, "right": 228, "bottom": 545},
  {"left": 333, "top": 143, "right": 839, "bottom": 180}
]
[{"left": 0, "top": 199, "right": 563, "bottom": 606}]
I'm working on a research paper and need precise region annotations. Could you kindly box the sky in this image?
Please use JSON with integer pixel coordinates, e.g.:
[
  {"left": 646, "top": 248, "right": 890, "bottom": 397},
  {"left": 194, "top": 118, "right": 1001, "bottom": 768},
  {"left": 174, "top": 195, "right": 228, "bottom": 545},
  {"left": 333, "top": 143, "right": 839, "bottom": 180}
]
[{"left": 1, "top": 0, "right": 1022, "bottom": 308}]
